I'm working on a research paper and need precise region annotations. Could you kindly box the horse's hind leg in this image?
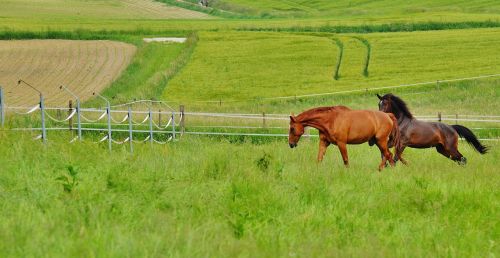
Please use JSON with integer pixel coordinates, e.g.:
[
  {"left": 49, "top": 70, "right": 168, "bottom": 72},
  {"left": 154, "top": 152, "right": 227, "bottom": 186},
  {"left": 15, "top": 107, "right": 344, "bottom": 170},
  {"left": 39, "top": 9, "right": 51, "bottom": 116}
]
[
  {"left": 448, "top": 138, "right": 466, "bottom": 165},
  {"left": 395, "top": 146, "right": 408, "bottom": 165},
  {"left": 437, "top": 139, "right": 466, "bottom": 165}
]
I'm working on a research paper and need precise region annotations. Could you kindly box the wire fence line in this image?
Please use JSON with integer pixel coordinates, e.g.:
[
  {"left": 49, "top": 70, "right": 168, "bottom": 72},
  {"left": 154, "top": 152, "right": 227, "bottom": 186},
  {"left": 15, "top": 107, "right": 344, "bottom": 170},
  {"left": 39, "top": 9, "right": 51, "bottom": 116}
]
[
  {"left": 2, "top": 102, "right": 500, "bottom": 147},
  {"left": 179, "top": 73, "right": 500, "bottom": 103},
  {"left": 1, "top": 74, "right": 500, "bottom": 152}
]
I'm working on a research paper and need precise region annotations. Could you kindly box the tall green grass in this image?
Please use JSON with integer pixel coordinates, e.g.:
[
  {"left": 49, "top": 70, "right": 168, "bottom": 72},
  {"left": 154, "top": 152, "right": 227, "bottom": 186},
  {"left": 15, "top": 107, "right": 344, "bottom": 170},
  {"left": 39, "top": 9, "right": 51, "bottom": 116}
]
[{"left": 0, "top": 132, "right": 498, "bottom": 257}]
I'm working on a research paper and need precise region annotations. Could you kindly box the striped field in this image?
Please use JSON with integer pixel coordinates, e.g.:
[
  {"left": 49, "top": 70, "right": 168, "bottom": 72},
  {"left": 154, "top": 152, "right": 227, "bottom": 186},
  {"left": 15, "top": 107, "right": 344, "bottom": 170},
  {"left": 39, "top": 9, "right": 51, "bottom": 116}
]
[
  {"left": 0, "top": 40, "right": 136, "bottom": 106},
  {"left": 0, "top": 0, "right": 212, "bottom": 20}
]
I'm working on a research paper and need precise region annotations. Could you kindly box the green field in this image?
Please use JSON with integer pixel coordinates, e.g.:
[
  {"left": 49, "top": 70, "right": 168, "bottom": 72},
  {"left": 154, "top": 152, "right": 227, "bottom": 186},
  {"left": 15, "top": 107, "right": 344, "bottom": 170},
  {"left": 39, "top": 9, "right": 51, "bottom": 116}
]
[
  {"left": 164, "top": 29, "right": 500, "bottom": 102},
  {"left": 1, "top": 0, "right": 500, "bottom": 257},
  {"left": 167, "top": 0, "right": 500, "bottom": 19},
  {"left": 200, "top": 0, "right": 500, "bottom": 19},
  {"left": 0, "top": 133, "right": 498, "bottom": 257}
]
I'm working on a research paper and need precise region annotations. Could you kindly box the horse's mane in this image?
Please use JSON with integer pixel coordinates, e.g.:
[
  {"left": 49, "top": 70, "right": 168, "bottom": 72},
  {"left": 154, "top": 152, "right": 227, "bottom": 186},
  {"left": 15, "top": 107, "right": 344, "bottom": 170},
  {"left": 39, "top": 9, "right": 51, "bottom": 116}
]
[
  {"left": 382, "top": 94, "right": 413, "bottom": 119},
  {"left": 296, "top": 106, "right": 350, "bottom": 120}
]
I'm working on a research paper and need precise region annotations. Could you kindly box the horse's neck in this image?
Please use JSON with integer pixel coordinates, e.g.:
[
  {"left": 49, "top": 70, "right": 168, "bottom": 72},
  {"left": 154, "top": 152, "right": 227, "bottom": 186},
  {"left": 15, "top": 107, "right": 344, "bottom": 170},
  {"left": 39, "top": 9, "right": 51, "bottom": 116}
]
[
  {"left": 392, "top": 109, "right": 412, "bottom": 124},
  {"left": 298, "top": 113, "right": 333, "bottom": 132}
]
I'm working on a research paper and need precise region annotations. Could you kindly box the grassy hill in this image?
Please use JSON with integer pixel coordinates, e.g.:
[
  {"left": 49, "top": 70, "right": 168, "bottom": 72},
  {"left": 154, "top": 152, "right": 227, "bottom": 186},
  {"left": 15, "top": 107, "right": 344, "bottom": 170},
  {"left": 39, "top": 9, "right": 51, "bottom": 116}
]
[{"left": 204, "top": 0, "right": 500, "bottom": 18}]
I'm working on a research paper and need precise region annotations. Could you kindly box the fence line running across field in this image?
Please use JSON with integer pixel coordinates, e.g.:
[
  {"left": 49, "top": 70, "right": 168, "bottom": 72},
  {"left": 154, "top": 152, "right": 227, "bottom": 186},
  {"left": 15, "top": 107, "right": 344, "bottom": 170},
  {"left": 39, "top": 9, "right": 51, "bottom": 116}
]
[
  {"left": 1, "top": 72, "right": 500, "bottom": 152},
  {"left": 2, "top": 100, "right": 500, "bottom": 151},
  {"left": 186, "top": 73, "right": 500, "bottom": 103}
]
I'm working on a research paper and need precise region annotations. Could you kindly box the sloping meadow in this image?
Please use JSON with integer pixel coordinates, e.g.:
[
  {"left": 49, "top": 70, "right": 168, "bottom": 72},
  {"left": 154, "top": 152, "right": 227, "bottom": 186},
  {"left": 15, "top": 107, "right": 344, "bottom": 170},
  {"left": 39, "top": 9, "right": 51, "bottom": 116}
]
[{"left": 164, "top": 29, "right": 500, "bottom": 102}]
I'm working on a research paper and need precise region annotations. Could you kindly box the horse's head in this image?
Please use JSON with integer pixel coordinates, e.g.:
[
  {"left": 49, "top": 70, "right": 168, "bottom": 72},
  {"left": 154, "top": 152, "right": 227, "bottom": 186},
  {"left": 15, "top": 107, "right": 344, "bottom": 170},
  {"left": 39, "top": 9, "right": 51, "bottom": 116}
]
[
  {"left": 289, "top": 114, "right": 304, "bottom": 148},
  {"left": 377, "top": 93, "right": 393, "bottom": 113}
]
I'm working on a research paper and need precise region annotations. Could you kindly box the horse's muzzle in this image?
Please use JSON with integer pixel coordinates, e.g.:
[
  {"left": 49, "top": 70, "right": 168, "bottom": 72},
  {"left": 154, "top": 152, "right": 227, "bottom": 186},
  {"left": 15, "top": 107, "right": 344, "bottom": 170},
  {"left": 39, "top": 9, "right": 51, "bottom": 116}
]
[{"left": 289, "top": 143, "right": 297, "bottom": 148}]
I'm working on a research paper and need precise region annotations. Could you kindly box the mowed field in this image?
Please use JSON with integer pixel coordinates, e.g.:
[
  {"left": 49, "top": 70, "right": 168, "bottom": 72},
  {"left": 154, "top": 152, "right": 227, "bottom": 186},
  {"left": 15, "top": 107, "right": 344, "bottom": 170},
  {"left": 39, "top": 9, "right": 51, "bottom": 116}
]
[
  {"left": 0, "top": 40, "right": 136, "bottom": 106},
  {"left": 164, "top": 28, "right": 500, "bottom": 102},
  {"left": 0, "top": 0, "right": 212, "bottom": 19}
]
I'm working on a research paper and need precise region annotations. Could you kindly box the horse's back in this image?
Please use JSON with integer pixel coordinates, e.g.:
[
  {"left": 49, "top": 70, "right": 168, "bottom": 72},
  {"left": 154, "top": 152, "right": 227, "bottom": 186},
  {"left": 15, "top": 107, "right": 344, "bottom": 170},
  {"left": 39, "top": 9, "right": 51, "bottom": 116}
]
[{"left": 335, "top": 110, "right": 392, "bottom": 143}]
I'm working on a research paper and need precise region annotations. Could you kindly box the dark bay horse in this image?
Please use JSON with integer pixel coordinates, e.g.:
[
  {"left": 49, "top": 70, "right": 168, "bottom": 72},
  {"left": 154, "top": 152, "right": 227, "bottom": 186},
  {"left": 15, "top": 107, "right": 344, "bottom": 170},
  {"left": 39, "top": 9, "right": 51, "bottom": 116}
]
[
  {"left": 288, "top": 106, "right": 401, "bottom": 171},
  {"left": 377, "top": 94, "right": 488, "bottom": 164}
]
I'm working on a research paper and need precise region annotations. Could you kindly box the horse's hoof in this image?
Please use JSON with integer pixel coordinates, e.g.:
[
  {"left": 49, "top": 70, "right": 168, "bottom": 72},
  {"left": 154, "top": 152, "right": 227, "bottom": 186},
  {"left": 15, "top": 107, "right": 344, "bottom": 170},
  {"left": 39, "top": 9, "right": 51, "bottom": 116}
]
[{"left": 459, "top": 157, "right": 467, "bottom": 165}]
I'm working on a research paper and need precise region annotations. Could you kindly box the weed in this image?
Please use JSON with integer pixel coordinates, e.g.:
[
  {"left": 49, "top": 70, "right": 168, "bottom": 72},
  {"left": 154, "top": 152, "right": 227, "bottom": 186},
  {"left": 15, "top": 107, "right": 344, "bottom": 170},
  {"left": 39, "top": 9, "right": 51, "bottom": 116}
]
[{"left": 55, "top": 165, "right": 79, "bottom": 193}]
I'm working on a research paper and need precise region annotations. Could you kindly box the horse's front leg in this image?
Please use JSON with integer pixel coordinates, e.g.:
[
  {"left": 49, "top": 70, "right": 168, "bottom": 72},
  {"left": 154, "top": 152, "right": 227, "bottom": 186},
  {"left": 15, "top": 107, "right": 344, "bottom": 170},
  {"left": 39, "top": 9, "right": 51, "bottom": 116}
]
[
  {"left": 317, "top": 137, "right": 330, "bottom": 163},
  {"left": 395, "top": 145, "right": 408, "bottom": 165},
  {"left": 337, "top": 141, "right": 349, "bottom": 167}
]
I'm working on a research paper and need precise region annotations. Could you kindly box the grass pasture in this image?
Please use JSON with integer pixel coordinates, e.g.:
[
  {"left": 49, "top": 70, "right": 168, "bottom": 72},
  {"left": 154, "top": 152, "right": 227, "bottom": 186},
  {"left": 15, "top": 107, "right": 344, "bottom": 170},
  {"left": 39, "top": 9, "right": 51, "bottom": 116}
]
[{"left": 0, "top": 132, "right": 498, "bottom": 257}]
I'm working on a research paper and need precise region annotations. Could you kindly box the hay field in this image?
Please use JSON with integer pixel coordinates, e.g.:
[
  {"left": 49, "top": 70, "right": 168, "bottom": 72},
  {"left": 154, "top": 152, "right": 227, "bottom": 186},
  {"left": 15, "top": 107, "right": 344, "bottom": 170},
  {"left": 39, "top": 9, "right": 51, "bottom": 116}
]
[
  {"left": 0, "top": 40, "right": 136, "bottom": 106},
  {"left": 0, "top": 0, "right": 212, "bottom": 20}
]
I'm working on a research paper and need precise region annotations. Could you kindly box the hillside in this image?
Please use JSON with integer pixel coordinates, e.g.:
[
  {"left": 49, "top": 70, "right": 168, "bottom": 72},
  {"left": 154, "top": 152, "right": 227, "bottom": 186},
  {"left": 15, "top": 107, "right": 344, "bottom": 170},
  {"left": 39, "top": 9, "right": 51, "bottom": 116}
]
[
  {"left": 164, "top": 29, "right": 500, "bottom": 102},
  {"left": 202, "top": 0, "right": 500, "bottom": 18}
]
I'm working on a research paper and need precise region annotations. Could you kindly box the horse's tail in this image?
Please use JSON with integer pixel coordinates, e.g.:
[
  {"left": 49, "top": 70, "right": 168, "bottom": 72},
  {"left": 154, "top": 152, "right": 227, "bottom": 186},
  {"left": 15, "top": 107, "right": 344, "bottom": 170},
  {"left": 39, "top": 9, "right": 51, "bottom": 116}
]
[
  {"left": 451, "top": 125, "right": 488, "bottom": 154},
  {"left": 388, "top": 113, "right": 402, "bottom": 157}
]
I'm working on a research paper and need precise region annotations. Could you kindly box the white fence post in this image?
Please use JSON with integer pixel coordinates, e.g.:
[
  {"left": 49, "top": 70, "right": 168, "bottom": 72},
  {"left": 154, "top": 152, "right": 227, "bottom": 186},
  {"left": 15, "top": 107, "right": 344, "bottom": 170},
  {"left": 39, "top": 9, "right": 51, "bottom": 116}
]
[
  {"left": 128, "top": 106, "right": 133, "bottom": 153},
  {"left": 40, "top": 94, "right": 47, "bottom": 143},
  {"left": 0, "top": 86, "right": 4, "bottom": 128}
]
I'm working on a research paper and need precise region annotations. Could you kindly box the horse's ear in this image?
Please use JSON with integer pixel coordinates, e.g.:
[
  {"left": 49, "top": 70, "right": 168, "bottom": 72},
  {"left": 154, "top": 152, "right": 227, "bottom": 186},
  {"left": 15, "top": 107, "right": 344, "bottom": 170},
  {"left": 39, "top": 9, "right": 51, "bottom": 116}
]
[
  {"left": 290, "top": 113, "right": 296, "bottom": 122},
  {"left": 376, "top": 94, "right": 382, "bottom": 100}
]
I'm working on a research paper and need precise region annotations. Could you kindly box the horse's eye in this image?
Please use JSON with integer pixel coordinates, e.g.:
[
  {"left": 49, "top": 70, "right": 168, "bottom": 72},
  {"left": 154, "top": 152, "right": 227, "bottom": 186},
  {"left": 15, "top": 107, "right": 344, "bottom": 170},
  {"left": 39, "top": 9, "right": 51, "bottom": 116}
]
[{"left": 291, "top": 127, "right": 295, "bottom": 133}]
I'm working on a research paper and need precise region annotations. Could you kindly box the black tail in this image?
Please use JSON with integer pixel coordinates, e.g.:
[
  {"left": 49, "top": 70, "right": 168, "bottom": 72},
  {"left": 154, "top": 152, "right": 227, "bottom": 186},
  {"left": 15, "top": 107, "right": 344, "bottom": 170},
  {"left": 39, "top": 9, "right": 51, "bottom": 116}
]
[{"left": 452, "top": 125, "right": 488, "bottom": 154}]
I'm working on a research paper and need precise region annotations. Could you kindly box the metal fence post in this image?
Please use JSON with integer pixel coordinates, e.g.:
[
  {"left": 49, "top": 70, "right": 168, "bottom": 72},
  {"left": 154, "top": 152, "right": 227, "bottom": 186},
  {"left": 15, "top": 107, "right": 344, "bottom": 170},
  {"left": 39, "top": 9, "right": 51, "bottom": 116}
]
[
  {"left": 76, "top": 99, "right": 82, "bottom": 141},
  {"left": 128, "top": 106, "right": 133, "bottom": 153},
  {"left": 158, "top": 109, "right": 162, "bottom": 128},
  {"left": 0, "top": 86, "right": 4, "bottom": 128},
  {"left": 180, "top": 105, "right": 185, "bottom": 135},
  {"left": 106, "top": 103, "right": 112, "bottom": 151},
  {"left": 40, "top": 94, "right": 47, "bottom": 143},
  {"left": 148, "top": 107, "right": 153, "bottom": 145},
  {"left": 172, "top": 112, "right": 176, "bottom": 140},
  {"left": 68, "top": 100, "right": 73, "bottom": 131}
]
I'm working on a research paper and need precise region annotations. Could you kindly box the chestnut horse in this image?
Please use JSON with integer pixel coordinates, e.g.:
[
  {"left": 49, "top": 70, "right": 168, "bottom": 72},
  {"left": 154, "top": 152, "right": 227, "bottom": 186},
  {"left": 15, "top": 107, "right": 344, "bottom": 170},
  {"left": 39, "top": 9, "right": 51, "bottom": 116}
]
[
  {"left": 288, "top": 106, "right": 401, "bottom": 170},
  {"left": 377, "top": 93, "right": 488, "bottom": 164}
]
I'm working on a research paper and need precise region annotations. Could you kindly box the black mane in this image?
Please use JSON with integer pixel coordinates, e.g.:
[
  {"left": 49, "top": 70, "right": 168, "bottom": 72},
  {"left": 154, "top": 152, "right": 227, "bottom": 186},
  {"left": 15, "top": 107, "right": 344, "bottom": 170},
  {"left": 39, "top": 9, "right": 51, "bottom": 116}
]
[{"left": 382, "top": 94, "right": 414, "bottom": 119}]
